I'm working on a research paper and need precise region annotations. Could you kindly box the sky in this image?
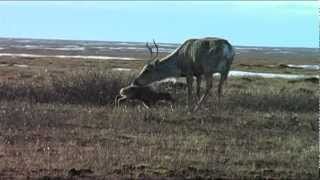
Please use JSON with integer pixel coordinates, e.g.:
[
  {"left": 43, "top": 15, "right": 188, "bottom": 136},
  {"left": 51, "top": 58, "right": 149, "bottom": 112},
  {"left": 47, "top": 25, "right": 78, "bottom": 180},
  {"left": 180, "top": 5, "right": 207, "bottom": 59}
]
[{"left": 0, "top": 1, "right": 318, "bottom": 48}]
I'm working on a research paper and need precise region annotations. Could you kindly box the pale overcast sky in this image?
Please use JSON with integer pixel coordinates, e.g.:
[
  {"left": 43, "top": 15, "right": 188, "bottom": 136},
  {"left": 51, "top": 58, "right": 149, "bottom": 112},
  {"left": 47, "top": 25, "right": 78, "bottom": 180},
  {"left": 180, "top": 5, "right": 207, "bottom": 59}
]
[{"left": 0, "top": 1, "right": 317, "bottom": 47}]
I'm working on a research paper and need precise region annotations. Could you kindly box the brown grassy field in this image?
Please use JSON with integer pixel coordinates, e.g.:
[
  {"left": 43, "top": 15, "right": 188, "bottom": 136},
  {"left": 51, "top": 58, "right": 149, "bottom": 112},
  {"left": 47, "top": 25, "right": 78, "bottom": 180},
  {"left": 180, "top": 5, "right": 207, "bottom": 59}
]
[{"left": 0, "top": 43, "right": 319, "bottom": 179}]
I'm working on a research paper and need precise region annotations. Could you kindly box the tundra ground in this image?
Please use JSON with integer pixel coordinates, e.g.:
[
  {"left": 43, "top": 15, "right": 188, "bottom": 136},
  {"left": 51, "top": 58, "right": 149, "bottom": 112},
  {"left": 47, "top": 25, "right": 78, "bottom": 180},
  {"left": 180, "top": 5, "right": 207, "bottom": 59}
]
[{"left": 0, "top": 49, "right": 318, "bottom": 179}]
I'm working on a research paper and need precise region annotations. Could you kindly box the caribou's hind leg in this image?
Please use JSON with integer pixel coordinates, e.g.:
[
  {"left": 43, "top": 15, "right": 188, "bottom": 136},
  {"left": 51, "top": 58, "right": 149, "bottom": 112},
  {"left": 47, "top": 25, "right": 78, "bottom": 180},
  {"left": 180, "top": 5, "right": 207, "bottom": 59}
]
[
  {"left": 193, "top": 74, "right": 213, "bottom": 112},
  {"left": 218, "top": 72, "right": 228, "bottom": 104},
  {"left": 186, "top": 75, "right": 194, "bottom": 111}
]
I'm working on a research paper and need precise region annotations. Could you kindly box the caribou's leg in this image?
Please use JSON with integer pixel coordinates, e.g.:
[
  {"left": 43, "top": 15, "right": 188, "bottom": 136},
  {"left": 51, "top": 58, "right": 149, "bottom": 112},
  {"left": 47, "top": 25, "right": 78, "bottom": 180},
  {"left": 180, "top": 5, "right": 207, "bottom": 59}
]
[
  {"left": 193, "top": 74, "right": 213, "bottom": 112},
  {"left": 114, "top": 95, "right": 120, "bottom": 107},
  {"left": 142, "top": 102, "right": 151, "bottom": 109},
  {"left": 186, "top": 75, "right": 194, "bottom": 110},
  {"left": 116, "top": 96, "right": 127, "bottom": 107},
  {"left": 218, "top": 72, "right": 228, "bottom": 104},
  {"left": 196, "top": 76, "right": 202, "bottom": 99}
]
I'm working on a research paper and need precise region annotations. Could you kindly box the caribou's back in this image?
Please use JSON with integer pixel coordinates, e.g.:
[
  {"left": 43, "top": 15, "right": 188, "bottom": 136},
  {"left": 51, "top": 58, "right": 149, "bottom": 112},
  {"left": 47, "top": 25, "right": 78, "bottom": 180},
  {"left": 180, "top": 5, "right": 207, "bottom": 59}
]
[{"left": 177, "top": 38, "right": 234, "bottom": 76}]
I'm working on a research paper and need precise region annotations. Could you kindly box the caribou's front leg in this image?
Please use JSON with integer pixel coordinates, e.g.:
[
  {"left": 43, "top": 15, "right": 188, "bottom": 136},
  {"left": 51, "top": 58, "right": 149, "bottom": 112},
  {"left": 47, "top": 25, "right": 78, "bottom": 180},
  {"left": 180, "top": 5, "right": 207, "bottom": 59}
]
[
  {"left": 186, "top": 75, "right": 194, "bottom": 110},
  {"left": 114, "top": 95, "right": 121, "bottom": 107},
  {"left": 116, "top": 95, "right": 127, "bottom": 107},
  {"left": 193, "top": 74, "right": 212, "bottom": 112},
  {"left": 196, "top": 76, "right": 202, "bottom": 99},
  {"left": 142, "top": 102, "right": 151, "bottom": 109}
]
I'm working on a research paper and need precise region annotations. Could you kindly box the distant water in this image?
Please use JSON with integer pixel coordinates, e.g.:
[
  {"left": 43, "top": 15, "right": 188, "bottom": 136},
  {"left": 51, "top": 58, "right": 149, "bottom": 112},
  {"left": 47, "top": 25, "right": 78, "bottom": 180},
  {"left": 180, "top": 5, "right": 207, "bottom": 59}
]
[
  {"left": 227, "top": 70, "right": 319, "bottom": 79},
  {"left": 235, "top": 47, "right": 262, "bottom": 50},
  {"left": 0, "top": 40, "right": 177, "bottom": 53},
  {"left": 12, "top": 45, "right": 86, "bottom": 51},
  {"left": 287, "top": 64, "right": 320, "bottom": 70},
  {"left": 0, "top": 38, "right": 318, "bottom": 56},
  {"left": 0, "top": 53, "right": 137, "bottom": 61},
  {"left": 109, "top": 68, "right": 319, "bottom": 80}
]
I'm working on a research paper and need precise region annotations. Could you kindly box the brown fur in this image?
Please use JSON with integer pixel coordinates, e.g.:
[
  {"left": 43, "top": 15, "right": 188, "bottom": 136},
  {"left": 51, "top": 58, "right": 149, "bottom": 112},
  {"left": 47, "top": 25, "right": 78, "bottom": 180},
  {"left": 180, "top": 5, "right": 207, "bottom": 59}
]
[
  {"left": 115, "top": 85, "right": 174, "bottom": 108},
  {"left": 133, "top": 37, "right": 235, "bottom": 111}
]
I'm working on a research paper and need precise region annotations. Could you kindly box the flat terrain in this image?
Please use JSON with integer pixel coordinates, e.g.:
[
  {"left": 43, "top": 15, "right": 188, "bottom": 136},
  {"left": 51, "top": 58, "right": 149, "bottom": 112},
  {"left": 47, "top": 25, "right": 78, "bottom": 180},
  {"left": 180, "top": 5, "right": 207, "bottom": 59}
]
[{"left": 0, "top": 38, "right": 318, "bottom": 179}]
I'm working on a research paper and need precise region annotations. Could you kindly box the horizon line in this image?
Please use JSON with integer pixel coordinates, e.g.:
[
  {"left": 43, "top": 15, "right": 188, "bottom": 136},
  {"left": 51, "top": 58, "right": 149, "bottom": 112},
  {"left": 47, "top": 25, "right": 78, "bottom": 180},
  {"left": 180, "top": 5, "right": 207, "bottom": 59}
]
[{"left": 0, "top": 36, "right": 317, "bottom": 49}]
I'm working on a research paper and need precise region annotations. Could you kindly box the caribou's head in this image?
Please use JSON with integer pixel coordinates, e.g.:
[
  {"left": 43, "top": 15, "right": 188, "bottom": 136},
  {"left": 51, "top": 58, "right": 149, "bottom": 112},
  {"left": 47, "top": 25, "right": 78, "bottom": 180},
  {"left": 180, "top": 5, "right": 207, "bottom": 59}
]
[{"left": 133, "top": 40, "right": 166, "bottom": 86}]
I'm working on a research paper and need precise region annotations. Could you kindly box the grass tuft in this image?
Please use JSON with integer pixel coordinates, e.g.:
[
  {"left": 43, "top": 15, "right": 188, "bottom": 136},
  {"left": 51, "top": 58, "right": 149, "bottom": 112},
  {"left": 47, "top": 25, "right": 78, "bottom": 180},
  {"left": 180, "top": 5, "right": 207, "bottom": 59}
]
[{"left": 0, "top": 70, "right": 136, "bottom": 105}]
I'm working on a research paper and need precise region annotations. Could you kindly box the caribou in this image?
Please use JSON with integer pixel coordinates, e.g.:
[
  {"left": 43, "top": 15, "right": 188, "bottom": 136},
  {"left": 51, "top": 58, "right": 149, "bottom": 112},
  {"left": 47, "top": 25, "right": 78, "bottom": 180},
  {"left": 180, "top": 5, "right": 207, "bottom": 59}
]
[
  {"left": 115, "top": 85, "right": 174, "bottom": 109},
  {"left": 133, "top": 37, "right": 235, "bottom": 111},
  {"left": 114, "top": 40, "right": 174, "bottom": 109}
]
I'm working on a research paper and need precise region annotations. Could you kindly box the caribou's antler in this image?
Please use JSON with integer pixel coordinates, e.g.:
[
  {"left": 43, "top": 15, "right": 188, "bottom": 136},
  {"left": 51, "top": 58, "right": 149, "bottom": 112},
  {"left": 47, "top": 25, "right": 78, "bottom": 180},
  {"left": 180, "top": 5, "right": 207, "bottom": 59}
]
[
  {"left": 152, "top": 39, "right": 159, "bottom": 60},
  {"left": 146, "top": 42, "right": 153, "bottom": 59},
  {"left": 145, "top": 40, "right": 159, "bottom": 62}
]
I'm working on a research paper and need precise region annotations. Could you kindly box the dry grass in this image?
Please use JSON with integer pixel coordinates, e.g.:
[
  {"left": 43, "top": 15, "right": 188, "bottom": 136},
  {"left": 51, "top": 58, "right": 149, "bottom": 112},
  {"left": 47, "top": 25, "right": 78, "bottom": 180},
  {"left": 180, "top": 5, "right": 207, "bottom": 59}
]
[
  {"left": 0, "top": 70, "right": 135, "bottom": 105},
  {"left": 0, "top": 70, "right": 318, "bottom": 179}
]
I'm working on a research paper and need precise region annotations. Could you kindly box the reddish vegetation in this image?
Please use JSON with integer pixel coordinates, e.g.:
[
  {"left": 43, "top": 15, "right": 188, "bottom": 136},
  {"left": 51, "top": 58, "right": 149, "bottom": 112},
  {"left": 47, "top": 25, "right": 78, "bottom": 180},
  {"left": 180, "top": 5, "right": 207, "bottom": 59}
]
[{"left": 0, "top": 40, "right": 318, "bottom": 179}]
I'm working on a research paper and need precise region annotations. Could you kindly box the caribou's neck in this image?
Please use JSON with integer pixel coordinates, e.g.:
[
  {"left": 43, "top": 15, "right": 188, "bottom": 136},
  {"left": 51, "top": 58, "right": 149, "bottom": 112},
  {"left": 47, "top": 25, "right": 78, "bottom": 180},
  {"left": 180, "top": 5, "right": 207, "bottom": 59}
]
[{"left": 157, "top": 53, "right": 182, "bottom": 78}]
